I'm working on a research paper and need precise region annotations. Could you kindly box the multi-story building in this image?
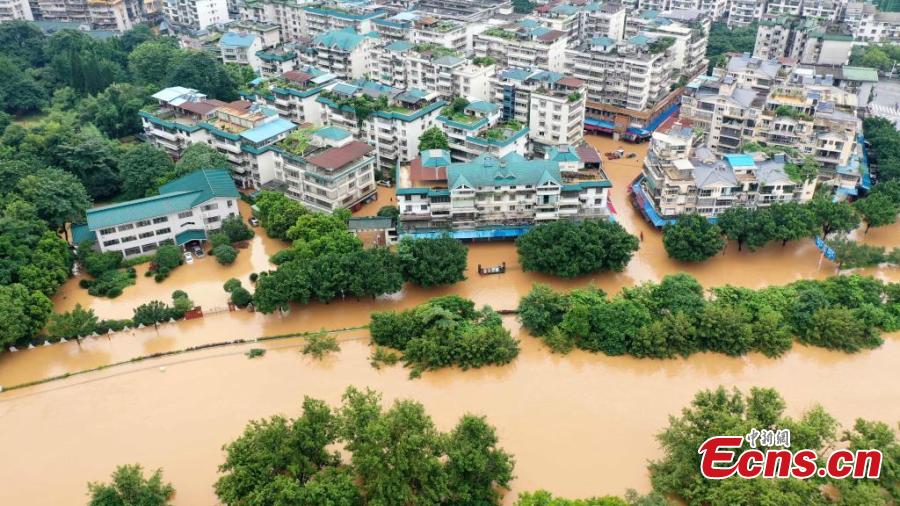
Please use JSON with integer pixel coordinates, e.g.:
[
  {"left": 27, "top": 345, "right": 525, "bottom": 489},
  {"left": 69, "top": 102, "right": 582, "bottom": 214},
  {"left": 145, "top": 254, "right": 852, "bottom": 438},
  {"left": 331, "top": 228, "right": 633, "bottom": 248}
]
[
  {"left": 727, "top": 0, "right": 765, "bottom": 27},
  {"left": 163, "top": 0, "right": 229, "bottom": 30},
  {"left": 316, "top": 81, "right": 446, "bottom": 174},
  {"left": 712, "top": 54, "right": 782, "bottom": 94},
  {"left": 681, "top": 75, "right": 766, "bottom": 154},
  {"left": 528, "top": 76, "right": 586, "bottom": 152},
  {"left": 73, "top": 169, "right": 242, "bottom": 258},
  {"left": 87, "top": 0, "right": 133, "bottom": 31},
  {"left": 240, "top": 0, "right": 305, "bottom": 42},
  {"left": 580, "top": 1, "right": 626, "bottom": 41},
  {"left": 301, "top": 1, "right": 385, "bottom": 38},
  {"left": 566, "top": 34, "right": 680, "bottom": 132},
  {"left": 0, "top": 0, "right": 33, "bottom": 20},
  {"left": 415, "top": 0, "right": 511, "bottom": 23},
  {"left": 532, "top": 4, "right": 582, "bottom": 48},
  {"left": 373, "top": 41, "right": 495, "bottom": 101},
  {"left": 473, "top": 21, "right": 568, "bottom": 72},
  {"left": 754, "top": 15, "right": 853, "bottom": 66},
  {"left": 437, "top": 100, "right": 528, "bottom": 162},
  {"left": 224, "top": 19, "right": 281, "bottom": 47},
  {"left": 33, "top": 0, "right": 139, "bottom": 30},
  {"left": 635, "top": 122, "right": 817, "bottom": 224},
  {"left": 847, "top": 2, "right": 900, "bottom": 43},
  {"left": 255, "top": 45, "right": 300, "bottom": 77},
  {"left": 219, "top": 31, "right": 263, "bottom": 72},
  {"left": 301, "top": 28, "right": 378, "bottom": 80},
  {"left": 258, "top": 67, "right": 338, "bottom": 124},
  {"left": 276, "top": 126, "right": 377, "bottom": 212},
  {"left": 397, "top": 146, "right": 610, "bottom": 237},
  {"left": 140, "top": 86, "right": 297, "bottom": 189}
]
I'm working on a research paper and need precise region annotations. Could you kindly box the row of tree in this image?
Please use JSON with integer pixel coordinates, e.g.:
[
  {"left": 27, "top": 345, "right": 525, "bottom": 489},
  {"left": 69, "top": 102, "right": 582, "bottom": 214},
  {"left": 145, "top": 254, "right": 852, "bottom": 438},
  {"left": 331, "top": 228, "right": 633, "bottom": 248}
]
[
  {"left": 87, "top": 386, "right": 899, "bottom": 505},
  {"left": 865, "top": 117, "right": 900, "bottom": 183},
  {"left": 518, "top": 273, "right": 900, "bottom": 358},
  {"left": 369, "top": 295, "right": 520, "bottom": 376},
  {"left": 251, "top": 193, "right": 469, "bottom": 312}
]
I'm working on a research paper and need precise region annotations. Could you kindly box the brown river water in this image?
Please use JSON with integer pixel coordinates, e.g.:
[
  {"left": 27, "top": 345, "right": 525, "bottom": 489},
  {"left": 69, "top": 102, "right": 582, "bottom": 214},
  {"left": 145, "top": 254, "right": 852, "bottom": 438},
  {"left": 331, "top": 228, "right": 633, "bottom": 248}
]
[{"left": 0, "top": 135, "right": 898, "bottom": 504}]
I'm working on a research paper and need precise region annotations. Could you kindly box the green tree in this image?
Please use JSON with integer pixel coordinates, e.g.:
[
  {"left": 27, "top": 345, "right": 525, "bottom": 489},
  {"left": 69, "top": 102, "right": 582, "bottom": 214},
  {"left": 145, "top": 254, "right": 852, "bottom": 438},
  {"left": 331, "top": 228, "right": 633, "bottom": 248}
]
[
  {"left": 516, "top": 220, "right": 638, "bottom": 277},
  {"left": 230, "top": 286, "right": 252, "bottom": 307},
  {"left": 47, "top": 303, "right": 98, "bottom": 341},
  {"left": 87, "top": 464, "right": 174, "bottom": 506},
  {"left": 118, "top": 143, "right": 174, "bottom": 199},
  {"left": 517, "top": 284, "right": 571, "bottom": 336},
  {"left": 803, "top": 306, "right": 882, "bottom": 352},
  {"left": 254, "top": 191, "right": 308, "bottom": 240},
  {"left": 855, "top": 192, "right": 897, "bottom": 232},
  {"left": 128, "top": 39, "right": 182, "bottom": 86},
  {"left": 397, "top": 235, "right": 467, "bottom": 287},
  {"left": 662, "top": 214, "right": 724, "bottom": 262},
  {"left": 16, "top": 167, "right": 91, "bottom": 232},
  {"left": 578, "top": 298, "right": 651, "bottom": 355},
  {"left": 809, "top": 197, "right": 860, "bottom": 237},
  {"left": 220, "top": 215, "right": 254, "bottom": 242},
  {"left": 301, "top": 330, "right": 340, "bottom": 359},
  {"left": 769, "top": 201, "right": 818, "bottom": 245},
  {"left": 444, "top": 415, "right": 515, "bottom": 505},
  {"left": 417, "top": 126, "right": 449, "bottom": 151},
  {"left": 0, "top": 283, "right": 53, "bottom": 347},
  {"left": 169, "top": 143, "right": 229, "bottom": 182},
  {"left": 78, "top": 83, "right": 150, "bottom": 138},
  {"left": 213, "top": 244, "right": 238, "bottom": 265},
  {"left": 828, "top": 237, "right": 886, "bottom": 269},
  {"left": 515, "top": 491, "right": 629, "bottom": 505},
  {"left": 153, "top": 244, "right": 182, "bottom": 278},
  {"left": 0, "top": 56, "right": 48, "bottom": 114},
  {"left": 717, "top": 207, "right": 775, "bottom": 251},
  {"left": 132, "top": 300, "right": 172, "bottom": 328},
  {"left": 0, "top": 21, "right": 47, "bottom": 67},
  {"left": 376, "top": 205, "right": 399, "bottom": 220},
  {"left": 697, "top": 302, "right": 755, "bottom": 356},
  {"left": 167, "top": 51, "right": 238, "bottom": 101},
  {"left": 223, "top": 278, "right": 242, "bottom": 293}
]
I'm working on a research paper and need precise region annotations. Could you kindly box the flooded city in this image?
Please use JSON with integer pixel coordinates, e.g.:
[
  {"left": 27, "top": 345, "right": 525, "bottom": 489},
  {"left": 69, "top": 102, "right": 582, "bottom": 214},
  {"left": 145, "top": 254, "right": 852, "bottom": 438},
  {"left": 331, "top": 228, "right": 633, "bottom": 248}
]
[{"left": 1, "top": 135, "right": 898, "bottom": 504}]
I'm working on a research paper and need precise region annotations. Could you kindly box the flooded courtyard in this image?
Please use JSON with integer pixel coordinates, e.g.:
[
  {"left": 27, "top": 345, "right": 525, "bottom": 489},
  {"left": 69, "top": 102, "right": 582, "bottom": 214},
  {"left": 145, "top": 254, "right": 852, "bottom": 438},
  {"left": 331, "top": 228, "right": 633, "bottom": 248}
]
[{"left": 1, "top": 135, "right": 899, "bottom": 504}]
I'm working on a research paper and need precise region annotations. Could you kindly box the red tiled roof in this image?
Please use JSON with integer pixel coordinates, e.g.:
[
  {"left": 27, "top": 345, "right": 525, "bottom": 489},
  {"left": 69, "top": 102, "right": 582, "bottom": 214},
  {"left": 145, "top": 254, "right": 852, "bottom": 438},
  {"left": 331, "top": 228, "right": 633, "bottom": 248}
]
[
  {"left": 179, "top": 100, "right": 220, "bottom": 116},
  {"left": 538, "top": 30, "right": 565, "bottom": 42},
  {"left": 409, "top": 157, "right": 446, "bottom": 185},
  {"left": 307, "top": 141, "right": 373, "bottom": 170},
  {"left": 575, "top": 146, "right": 601, "bottom": 164},
  {"left": 557, "top": 76, "right": 584, "bottom": 88},
  {"left": 282, "top": 71, "right": 312, "bottom": 83},
  {"left": 228, "top": 100, "right": 252, "bottom": 111}
]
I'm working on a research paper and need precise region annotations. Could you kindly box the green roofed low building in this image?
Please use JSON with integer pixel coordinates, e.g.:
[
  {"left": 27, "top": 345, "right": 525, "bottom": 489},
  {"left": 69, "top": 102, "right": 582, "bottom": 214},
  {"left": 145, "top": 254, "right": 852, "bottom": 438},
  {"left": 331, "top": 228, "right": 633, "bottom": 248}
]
[
  {"left": 75, "top": 169, "right": 242, "bottom": 258},
  {"left": 396, "top": 146, "right": 612, "bottom": 238}
]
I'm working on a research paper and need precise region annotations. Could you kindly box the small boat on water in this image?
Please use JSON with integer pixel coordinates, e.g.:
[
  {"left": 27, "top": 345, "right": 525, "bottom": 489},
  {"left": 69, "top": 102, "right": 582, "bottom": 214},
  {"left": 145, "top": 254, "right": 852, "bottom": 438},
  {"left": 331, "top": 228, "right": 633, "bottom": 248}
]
[{"left": 477, "top": 262, "right": 506, "bottom": 276}]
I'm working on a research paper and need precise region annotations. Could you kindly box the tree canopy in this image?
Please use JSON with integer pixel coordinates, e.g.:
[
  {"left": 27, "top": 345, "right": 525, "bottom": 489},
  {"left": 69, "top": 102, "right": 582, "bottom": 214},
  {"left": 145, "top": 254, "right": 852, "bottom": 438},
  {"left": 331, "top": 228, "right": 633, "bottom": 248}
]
[
  {"left": 516, "top": 220, "right": 638, "bottom": 277},
  {"left": 662, "top": 214, "right": 725, "bottom": 262},
  {"left": 418, "top": 126, "right": 449, "bottom": 151},
  {"left": 397, "top": 235, "right": 468, "bottom": 287},
  {"left": 87, "top": 464, "right": 174, "bottom": 506}
]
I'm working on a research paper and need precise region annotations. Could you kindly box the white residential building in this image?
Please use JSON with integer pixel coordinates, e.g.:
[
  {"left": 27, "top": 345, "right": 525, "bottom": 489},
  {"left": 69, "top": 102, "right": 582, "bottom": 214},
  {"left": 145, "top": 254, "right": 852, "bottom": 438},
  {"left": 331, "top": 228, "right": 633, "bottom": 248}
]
[
  {"left": 847, "top": 2, "right": 900, "bottom": 42},
  {"left": 73, "top": 169, "right": 242, "bottom": 258},
  {"left": 528, "top": 76, "right": 586, "bottom": 151},
  {"left": 301, "top": 1, "right": 384, "bottom": 38},
  {"left": 437, "top": 100, "right": 528, "bottom": 162},
  {"left": 473, "top": 21, "right": 568, "bottom": 72},
  {"left": 373, "top": 41, "right": 495, "bottom": 101},
  {"left": 258, "top": 68, "right": 338, "bottom": 124},
  {"left": 219, "top": 31, "right": 263, "bottom": 72},
  {"left": 727, "top": 0, "right": 765, "bottom": 27},
  {"left": 397, "top": 146, "right": 610, "bottom": 236},
  {"left": 0, "top": 0, "right": 33, "bottom": 20},
  {"left": 580, "top": 1, "right": 626, "bottom": 41},
  {"left": 301, "top": 28, "right": 378, "bottom": 80},
  {"left": 164, "top": 0, "right": 230, "bottom": 30}
]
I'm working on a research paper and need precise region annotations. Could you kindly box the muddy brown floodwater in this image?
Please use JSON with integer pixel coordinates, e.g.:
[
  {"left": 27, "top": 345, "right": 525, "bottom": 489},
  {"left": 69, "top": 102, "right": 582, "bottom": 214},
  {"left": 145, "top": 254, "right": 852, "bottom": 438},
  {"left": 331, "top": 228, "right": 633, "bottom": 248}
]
[{"left": 1, "top": 136, "right": 898, "bottom": 505}]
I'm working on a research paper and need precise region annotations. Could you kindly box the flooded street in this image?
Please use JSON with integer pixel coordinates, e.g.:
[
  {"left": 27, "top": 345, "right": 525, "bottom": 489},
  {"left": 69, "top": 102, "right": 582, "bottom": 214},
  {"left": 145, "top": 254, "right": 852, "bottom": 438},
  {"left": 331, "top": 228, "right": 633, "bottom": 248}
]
[{"left": 1, "top": 135, "right": 898, "bottom": 504}]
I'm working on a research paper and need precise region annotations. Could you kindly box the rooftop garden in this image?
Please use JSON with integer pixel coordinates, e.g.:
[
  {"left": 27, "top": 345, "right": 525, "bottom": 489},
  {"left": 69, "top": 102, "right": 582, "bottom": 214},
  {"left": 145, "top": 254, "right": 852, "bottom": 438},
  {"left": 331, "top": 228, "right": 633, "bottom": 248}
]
[
  {"left": 481, "top": 120, "right": 524, "bottom": 141},
  {"left": 567, "top": 91, "right": 581, "bottom": 103},
  {"left": 648, "top": 36, "right": 676, "bottom": 54},
  {"left": 484, "top": 27, "right": 518, "bottom": 40},
  {"left": 472, "top": 56, "right": 496, "bottom": 67},
  {"left": 277, "top": 126, "right": 317, "bottom": 156},
  {"left": 412, "top": 43, "right": 459, "bottom": 58},
  {"left": 773, "top": 104, "right": 813, "bottom": 121},
  {"left": 432, "top": 21, "right": 458, "bottom": 33},
  {"left": 320, "top": 90, "right": 391, "bottom": 125}
]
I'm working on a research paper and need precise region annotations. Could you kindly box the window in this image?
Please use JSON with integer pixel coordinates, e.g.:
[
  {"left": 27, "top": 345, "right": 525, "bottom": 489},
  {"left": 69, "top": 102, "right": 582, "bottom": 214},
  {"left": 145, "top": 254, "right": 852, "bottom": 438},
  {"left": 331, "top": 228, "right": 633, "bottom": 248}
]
[
  {"left": 153, "top": 217, "right": 168, "bottom": 224},
  {"left": 117, "top": 224, "right": 134, "bottom": 232},
  {"left": 139, "top": 231, "right": 155, "bottom": 239},
  {"left": 227, "top": 200, "right": 234, "bottom": 208},
  {"left": 156, "top": 228, "right": 171, "bottom": 235},
  {"left": 120, "top": 236, "right": 136, "bottom": 243},
  {"left": 178, "top": 211, "right": 194, "bottom": 219},
  {"left": 124, "top": 247, "right": 141, "bottom": 256},
  {"left": 136, "top": 220, "right": 151, "bottom": 227},
  {"left": 141, "top": 243, "right": 158, "bottom": 253},
  {"left": 99, "top": 227, "right": 116, "bottom": 236},
  {"left": 420, "top": 204, "right": 427, "bottom": 211},
  {"left": 202, "top": 203, "right": 219, "bottom": 211},
  {"left": 103, "top": 239, "right": 120, "bottom": 247},
  {"left": 206, "top": 216, "right": 220, "bottom": 224}
]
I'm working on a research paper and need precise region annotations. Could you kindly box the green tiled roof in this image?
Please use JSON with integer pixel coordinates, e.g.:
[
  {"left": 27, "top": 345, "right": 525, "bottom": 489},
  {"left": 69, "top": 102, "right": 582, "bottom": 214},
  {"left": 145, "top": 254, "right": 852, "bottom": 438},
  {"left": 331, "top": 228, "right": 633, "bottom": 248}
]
[
  {"left": 175, "top": 229, "right": 207, "bottom": 245},
  {"left": 71, "top": 223, "right": 93, "bottom": 245},
  {"left": 447, "top": 153, "right": 561, "bottom": 190},
  {"left": 86, "top": 169, "right": 238, "bottom": 229},
  {"left": 842, "top": 66, "right": 878, "bottom": 82}
]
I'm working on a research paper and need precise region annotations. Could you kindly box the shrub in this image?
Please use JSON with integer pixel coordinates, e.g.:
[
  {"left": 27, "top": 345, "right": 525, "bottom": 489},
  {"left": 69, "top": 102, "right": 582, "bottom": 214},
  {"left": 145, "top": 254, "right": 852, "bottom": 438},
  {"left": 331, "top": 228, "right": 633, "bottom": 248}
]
[
  {"left": 213, "top": 244, "right": 238, "bottom": 265},
  {"left": 246, "top": 348, "right": 266, "bottom": 359},
  {"left": 210, "top": 232, "right": 231, "bottom": 249},
  {"left": 663, "top": 214, "right": 725, "bottom": 262},
  {"left": 370, "top": 346, "right": 401, "bottom": 369},
  {"left": 301, "top": 331, "right": 340, "bottom": 359},
  {"left": 230, "top": 287, "right": 253, "bottom": 307},
  {"left": 223, "top": 278, "right": 242, "bottom": 293},
  {"left": 153, "top": 245, "right": 183, "bottom": 281},
  {"left": 221, "top": 215, "right": 255, "bottom": 242},
  {"left": 86, "top": 269, "right": 136, "bottom": 298},
  {"left": 249, "top": 272, "right": 259, "bottom": 283}
]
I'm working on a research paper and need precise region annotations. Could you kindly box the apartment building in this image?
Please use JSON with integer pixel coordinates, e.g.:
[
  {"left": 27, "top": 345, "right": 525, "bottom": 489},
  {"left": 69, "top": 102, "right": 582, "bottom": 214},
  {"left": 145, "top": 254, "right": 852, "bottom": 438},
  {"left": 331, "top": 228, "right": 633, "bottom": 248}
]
[
  {"left": 711, "top": 53, "right": 782, "bottom": 93},
  {"left": 373, "top": 41, "right": 495, "bottom": 101},
  {"left": 301, "top": 28, "right": 378, "bottom": 80},
  {"left": 681, "top": 75, "right": 766, "bottom": 154},
  {"left": 225, "top": 19, "right": 281, "bottom": 47},
  {"left": 73, "top": 169, "right": 241, "bottom": 258},
  {"left": 240, "top": 0, "right": 305, "bottom": 42},
  {"left": 258, "top": 68, "right": 338, "bottom": 124},
  {"left": 846, "top": 2, "right": 900, "bottom": 42},
  {"left": 87, "top": 0, "right": 133, "bottom": 30},
  {"left": 255, "top": 45, "right": 299, "bottom": 77},
  {"left": 528, "top": 76, "right": 586, "bottom": 152},
  {"left": 276, "top": 126, "right": 377, "bottom": 212},
  {"left": 754, "top": 15, "right": 853, "bottom": 65},
  {"left": 34, "top": 0, "right": 138, "bottom": 30},
  {"left": 164, "top": 0, "right": 229, "bottom": 30},
  {"left": 140, "top": 86, "right": 296, "bottom": 189},
  {"left": 397, "top": 146, "right": 610, "bottom": 236},
  {"left": 637, "top": 125, "right": 816, "bottom": 223},
  {"left": 302, "top": 1, "right": 385, "bottom": 38},
  {"left": 532, "top": 4, "right": 582, "bottom": 48},
  {"left": 473, "top": 21, "right": 568, "bottom": 72},
  {"left": 566, "top": 34, "right": 679, "bottom": 130},
  {"left": 581, "top": 1, "right": 626, "bottom": 41},
  {"left": 727, "top": 0, "right": 765, "bottom": 27},
  {"left": 415, "top": 0, "right": 511, "bottom": 23},
  {"left": 0, "top": 0, "right": 32, "bottom": 20},
  {"left": 219, "top": 31, "right": 263, "bottom": 72},
  {"left": 437, "top": 100, "right": 528, "bottom": 162},
  {"left": 316, "top": 81, "right": 445, "bottom": 174}
]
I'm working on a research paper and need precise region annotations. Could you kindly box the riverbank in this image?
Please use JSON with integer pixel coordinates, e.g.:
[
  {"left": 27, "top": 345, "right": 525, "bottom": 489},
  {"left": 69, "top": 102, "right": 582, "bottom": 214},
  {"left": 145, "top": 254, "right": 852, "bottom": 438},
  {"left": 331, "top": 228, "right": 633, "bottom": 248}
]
[{"left": 1, "top": 319, "right": 897, "bottom": 505}]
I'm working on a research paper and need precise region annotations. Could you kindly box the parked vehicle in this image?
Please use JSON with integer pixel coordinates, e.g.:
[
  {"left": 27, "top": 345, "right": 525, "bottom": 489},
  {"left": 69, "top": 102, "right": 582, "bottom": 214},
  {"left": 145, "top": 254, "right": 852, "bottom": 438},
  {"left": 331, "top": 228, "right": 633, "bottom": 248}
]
[
  {"left": 377, "top": 180, "right": 393, "bottom": 187},
  {"left": 192, "top": 246, "right": 204, "bottom": 258},
  {"left": 626, "top": 152, "right": 637, "bottom": 159},
  {"left": 248, "top": 217, "right": 260, "bottom": 227},
  {"left": 184, "top": 251, "right": 194, "bottom": 264}
]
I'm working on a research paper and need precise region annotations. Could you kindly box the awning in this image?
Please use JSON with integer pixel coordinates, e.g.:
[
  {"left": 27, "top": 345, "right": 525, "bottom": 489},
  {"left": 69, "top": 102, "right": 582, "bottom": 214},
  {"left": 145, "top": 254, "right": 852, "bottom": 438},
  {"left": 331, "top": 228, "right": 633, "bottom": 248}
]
[{"left": 175, "top": 229, "right": 207, "bottom": 245}]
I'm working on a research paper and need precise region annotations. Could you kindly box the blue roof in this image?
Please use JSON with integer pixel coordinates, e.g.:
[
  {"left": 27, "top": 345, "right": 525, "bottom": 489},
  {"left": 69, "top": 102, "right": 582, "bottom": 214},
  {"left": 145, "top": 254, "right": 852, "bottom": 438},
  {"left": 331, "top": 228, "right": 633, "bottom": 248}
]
[
  {"left": 385, "top": 40, "right": 414, "bottom": 52},
  {"left": 724, "top": 154, "right": 756, "bottom": 168},
  {"left": 465, "top": 101, "right": 499, "bottom": 114},
  {"left": 547, "top": 146, "right": 580, "bottom": 162},
  {"left": 332, "top": 82, "right": 360, "bottom": 95},
  {"left": 220, "top": 32, "right": 257, "bottom": 48},
  {"left": 500, "top": 68, "right": 534, "bottom": 81},
  {"left": 87, "top": 169, "right": 239, "bottom": 229},
  {"left": 420, "top": 149, "right": 451, "bottom": 167},
  {"left": 314, "top": 28, "right": 374, "bottom": 51},
  {"left": 447, "top": 152, "right": 560, "bottom": 189},
  {"left": 591, "top": 36, "right": 615, "bottom": 47},
  {"left": 434, "top": 55, "right": 464, "bottom": 66},
  {"left": 71, "top": 223, "right": 93, "bottom": 245},
  {"left": 628, "top": 34, "right": 651, "bottom": 46},
  {"left": 175, "top": 229, "right": 207, "bottom": 245},
  {"left": 403, "top": 226, "right": 532, "bottom": 240},
  {"left": 315, "top": 126, "right": 352, "bottom": 141},
  {"left": 240, "top": 118, "right": 296, "bottom": 144}
]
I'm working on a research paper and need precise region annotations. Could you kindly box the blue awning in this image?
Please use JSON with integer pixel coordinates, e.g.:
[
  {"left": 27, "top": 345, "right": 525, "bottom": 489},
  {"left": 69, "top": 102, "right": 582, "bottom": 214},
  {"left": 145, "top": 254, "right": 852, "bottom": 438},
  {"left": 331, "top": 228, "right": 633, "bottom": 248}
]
[
  {"left": 175, "top": 229, "right": 207, "bottom": 245},
  {"left": 402, "top": 226, "right": 532, "bottom": 240}
]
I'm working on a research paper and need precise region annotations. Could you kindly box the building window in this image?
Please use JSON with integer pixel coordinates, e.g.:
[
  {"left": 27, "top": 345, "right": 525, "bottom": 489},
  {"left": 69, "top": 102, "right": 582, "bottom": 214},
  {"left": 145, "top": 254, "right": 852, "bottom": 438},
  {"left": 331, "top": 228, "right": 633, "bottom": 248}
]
[
  {"left": 227, "top": 200, "right": 234, "bottom": 208},
  {"left": 141, "top": 243, "right": 158, "bottom": 253},
  {"left": 139, "top": 231, "right": 155, "bottom": 239},
  {"left": 206, "top": 216, "right": 220, "bottom": 224},
  {"left": 153, "top": 217, "right": 168, "bottom": 224},
  {"left": 136, "top": 220, "right": 151, "bottom": 227},
  {"left": 178, "top": 211, "right": 194, "bottom": 219},
  {"left": 156, "top": 228, "right": 171, "bottom": 235},
  {"left": 103, "top": 239, "right": 120, "bottom": 247},
  {"left": 121, "top": 236, "right": 137, "bottom": 243},
  {"left": 99, "top": 227, "right": 116, "bottom": 236},
  {"left": 124, "top": 247, "right": 141, "bottom": 256},
  {"left": 117, "top": 223, "right": 134, "bottom": 232},
  {"left": 203, "top": 203, "right": 219, "bottom": 211}
]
